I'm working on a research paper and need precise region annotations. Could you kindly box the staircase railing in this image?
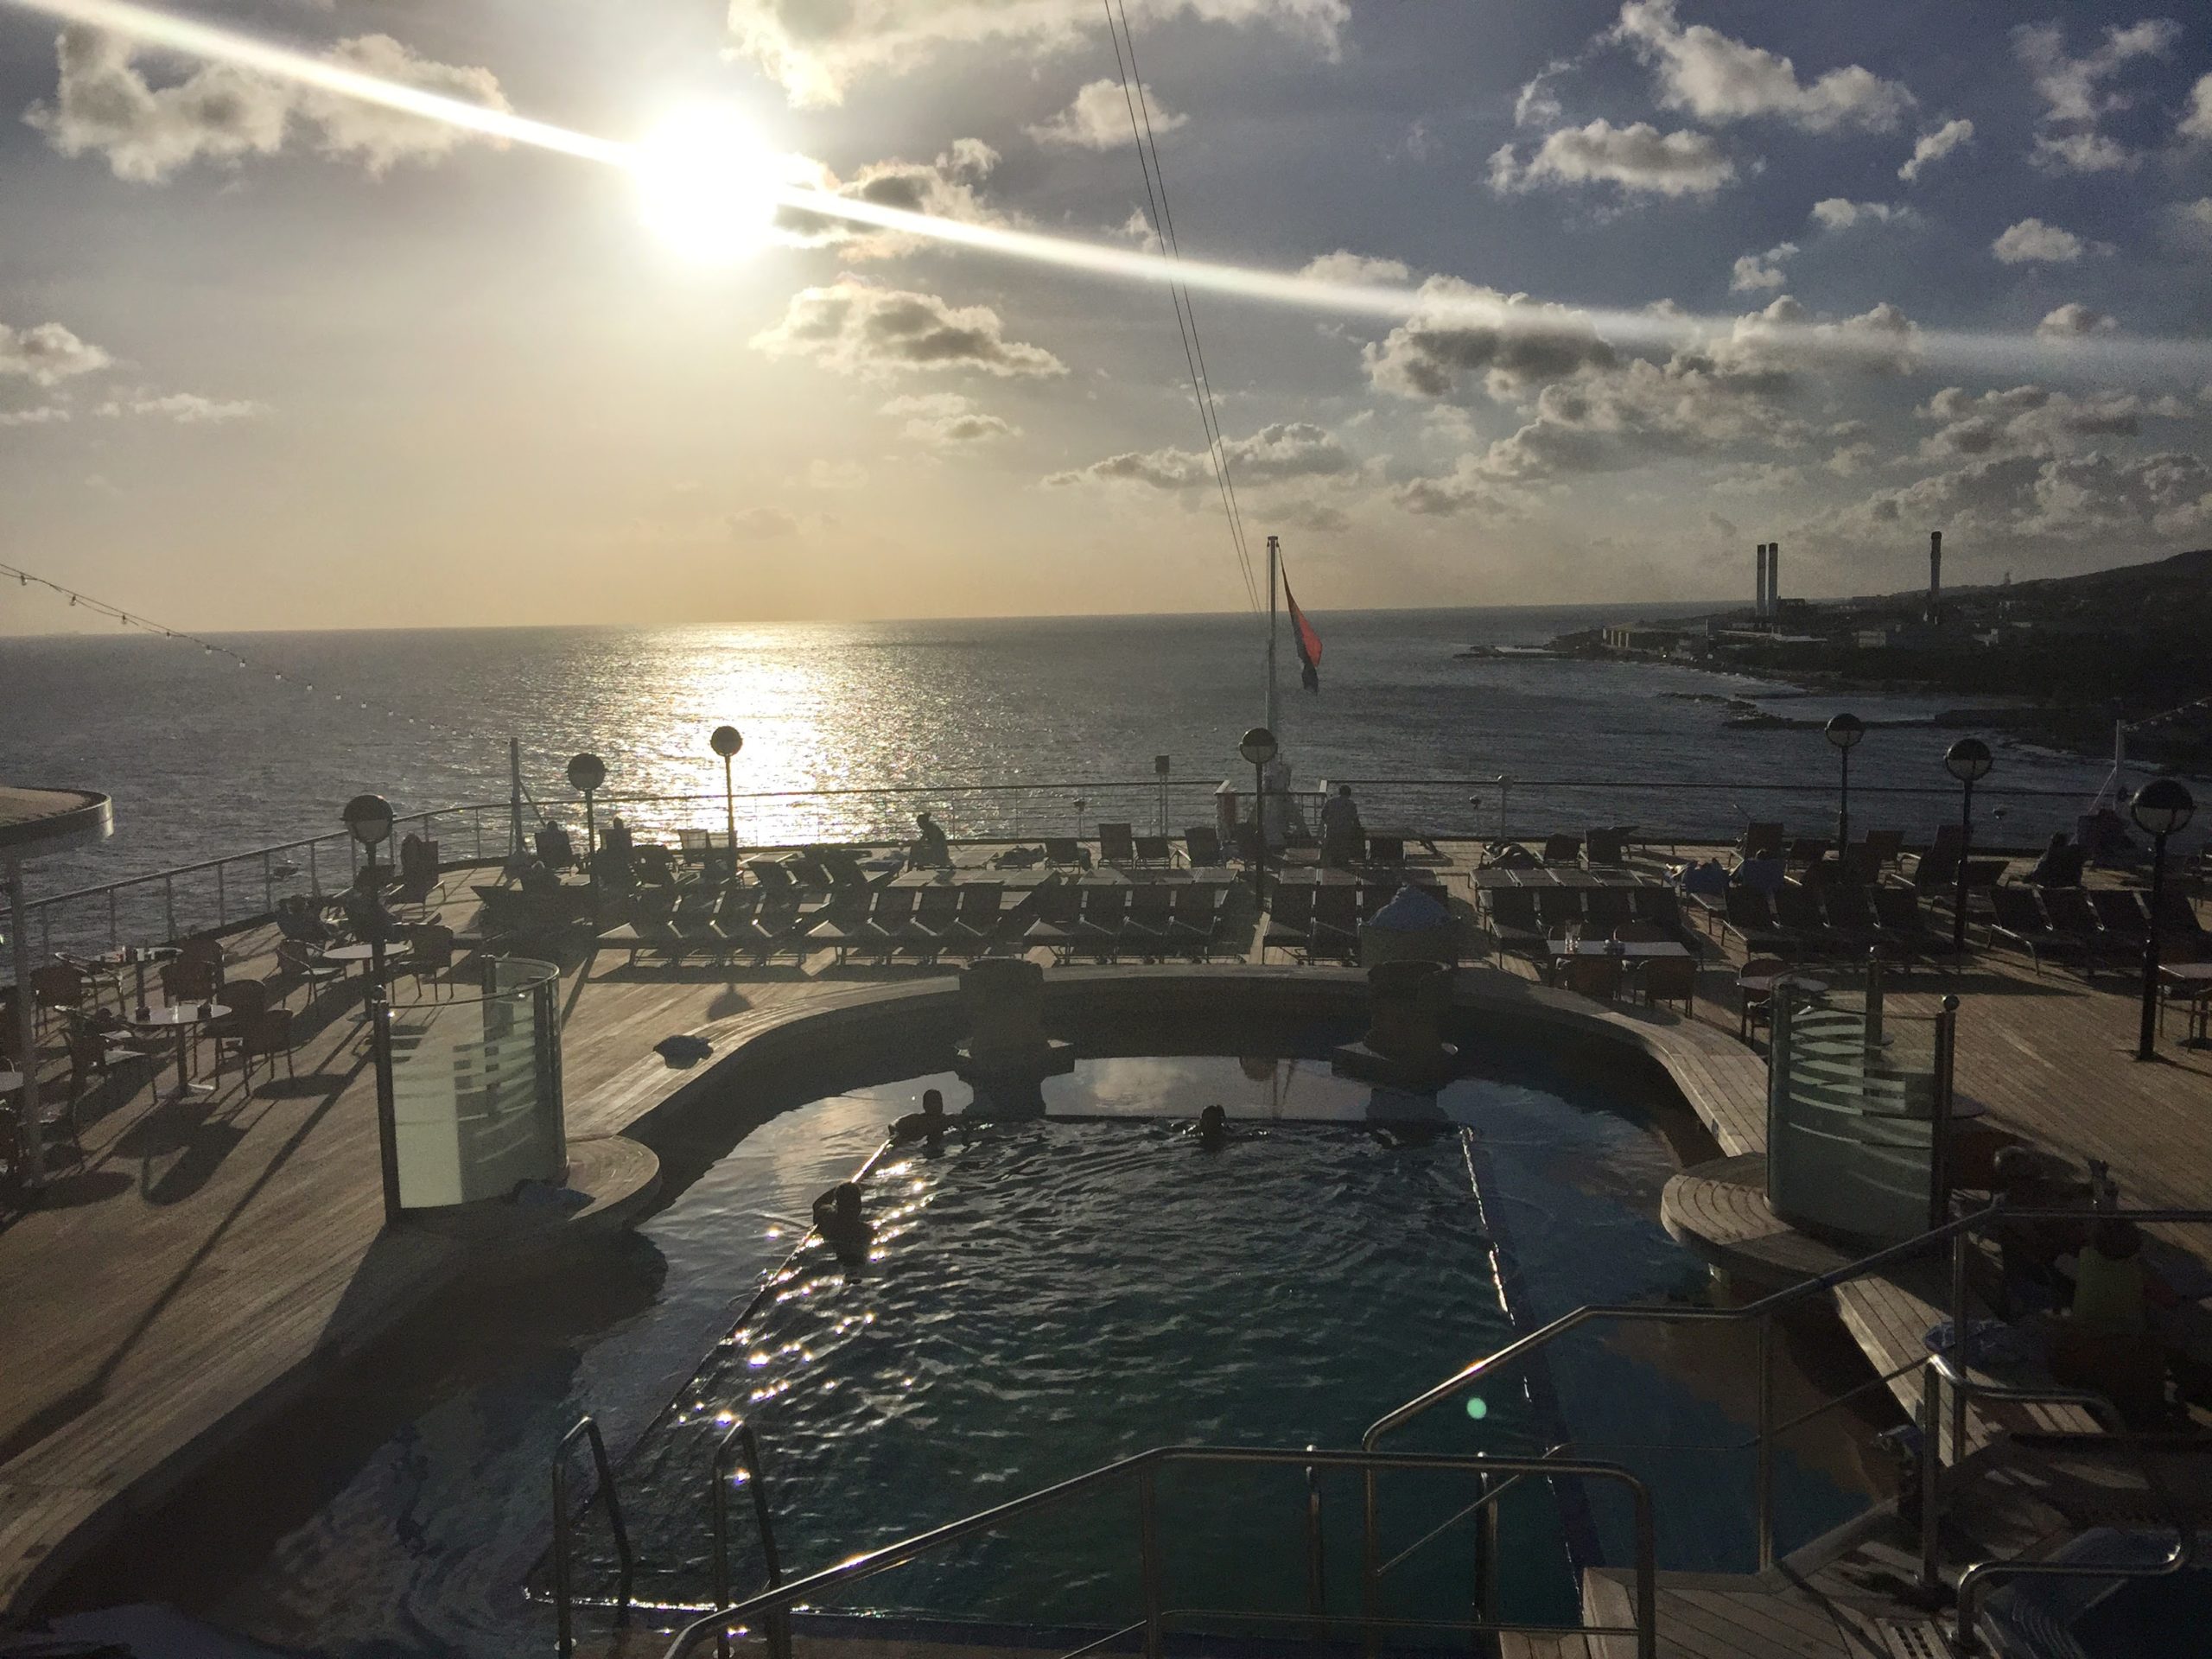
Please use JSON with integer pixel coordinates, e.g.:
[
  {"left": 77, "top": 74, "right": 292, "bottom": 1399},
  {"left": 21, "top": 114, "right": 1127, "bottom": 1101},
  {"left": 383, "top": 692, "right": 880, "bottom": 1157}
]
[
  {"left": 656, "top": 1445, "right": 1659, "bottom": 1659},
  {"left": 709, "top": 1417, "right": 785, "bottom": 1659},
  {"left": 550, "top": 1416, "right": 633, "bottom": 1658}
]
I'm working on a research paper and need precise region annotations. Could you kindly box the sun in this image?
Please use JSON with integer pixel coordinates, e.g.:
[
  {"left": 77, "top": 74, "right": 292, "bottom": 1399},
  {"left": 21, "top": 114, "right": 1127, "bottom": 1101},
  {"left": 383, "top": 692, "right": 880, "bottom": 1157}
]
[{"left": 631, "top": 106, "right": 782, "bottom": 264}]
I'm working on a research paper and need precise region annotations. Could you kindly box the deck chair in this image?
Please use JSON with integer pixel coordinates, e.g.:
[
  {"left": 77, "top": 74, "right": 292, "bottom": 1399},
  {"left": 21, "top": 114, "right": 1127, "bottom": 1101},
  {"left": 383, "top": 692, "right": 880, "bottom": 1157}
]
[
  {"left": 1184, "top": 825, "right": 1225, "bottom": 867},
  {"left": 1308, "top": 885, "right": 1360, "bottom": 961},
  {"left": 897, "top": 886, "right": 963, "bottom": 962},
  {"left": 1739, "top": 823, "right": 1785, "bottom": 860},
  {"left": 1785, "top": 837, "right": 1831, "bottom": 868},
  {"left": 2152, "top": 889, "right": 2207, "bottom": 957},
  {"left": 1367, "top": 833, "right": 1407, "bottom": 865},
  {"left": 1987, "top": 886, "right": 2064, "bottom": 971},
  {"left": 1584, "top": 828, "right": 1627, "bottom": 867},
  {"left": 1097, "top": 822, "right": 1139, "bottom": 865},
  {"left": 1859, "top": 830, "right": 1905, "bottom": 869},
  {"left": 1231, "top": 823, "right": 1264, "bottom": 865},
  {"left": 2043, "top": 887, "right": 2128, "bottom": 970},
  {"left": 1044, "top": 836, "right": 1092, "bottom": 869},
  {"left": 1771, "top": 883, "right": 1835, "bottom": 957},
  {"left": 947, "top": 883, "right": 1005, "bottom": 957},
  {"left": 2088, "top": 890, "right": 2149, "bottom": 950},
  {"left": 1563, "top": 954, "right": 1623, "bottom": 1001},
  {"left": 1541, "top": 835, "right": 1582, "bottom": 866},
  {"left": 1168, "top": 884, "right": 1220, "bottom": 959},
  {"left": 1535, "top": 887, "right": 1583, "bottom": 937},
  {"left": 1583, "top": 887, "right": 1633, "bottom": 933},
  {"left": 1134, "top": 834, "right": 1174, "bottom": 865},
  {"left": 1819, "top": 885, "right": 1885, "bottom": 959},
  {"left": 855, "top": 887, "right": 918, "bottom": 960},
  {"left": 1871, "top": 887, "right": 1955, "bottom": 967},
  {"left": 1720, "top": 888, "right": 1789, "bottom": 955},
  {"left": 1266, "top": 884, "right": 1315, "bottom": 958},
  {"left": 1023, "top": 882, "right": 1083, "bottom": 957},
  {"left": 1487, "top": 889, "right": 1545, "bottom": 961},
  {"left": 1124, "top": 886, "right": 1174, "bottom": 956},
  {"left": 1071, "top": 886, "right": 1128, "bottom": 960},
  {"left": 1639, "top": 953, "right": 1697, "bottom": 1016}
]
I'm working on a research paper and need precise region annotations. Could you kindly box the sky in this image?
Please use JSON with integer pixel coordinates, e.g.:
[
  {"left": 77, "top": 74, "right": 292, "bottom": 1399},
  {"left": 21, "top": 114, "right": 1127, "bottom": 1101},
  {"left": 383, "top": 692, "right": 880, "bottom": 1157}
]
[{"left": 1, "top": 0, "right": 2210, "bottom": 631}]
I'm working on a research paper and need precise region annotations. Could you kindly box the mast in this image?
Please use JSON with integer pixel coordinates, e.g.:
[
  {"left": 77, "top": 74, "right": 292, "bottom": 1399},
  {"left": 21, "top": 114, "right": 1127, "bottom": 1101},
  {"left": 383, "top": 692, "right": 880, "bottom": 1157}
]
[
  {"left": 507, "top": 736, "right": 526, "bottom": 871},
  {"left": 1266, "top": 534, "right": 1280, "bottom": 734}
]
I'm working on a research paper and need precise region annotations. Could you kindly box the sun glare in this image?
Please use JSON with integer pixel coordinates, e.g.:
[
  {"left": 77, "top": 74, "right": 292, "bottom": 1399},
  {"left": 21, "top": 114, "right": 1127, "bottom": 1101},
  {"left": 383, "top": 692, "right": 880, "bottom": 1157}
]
[{"left": 631, "top": 106, "right": 780, "bottom": 265}]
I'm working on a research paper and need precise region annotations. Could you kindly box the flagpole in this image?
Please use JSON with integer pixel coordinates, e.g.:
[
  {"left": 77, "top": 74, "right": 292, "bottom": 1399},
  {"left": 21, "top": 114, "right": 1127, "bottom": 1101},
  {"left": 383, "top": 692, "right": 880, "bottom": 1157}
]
[{"left": 1266, "top": 533, "right": 1279, "bottom": 734}]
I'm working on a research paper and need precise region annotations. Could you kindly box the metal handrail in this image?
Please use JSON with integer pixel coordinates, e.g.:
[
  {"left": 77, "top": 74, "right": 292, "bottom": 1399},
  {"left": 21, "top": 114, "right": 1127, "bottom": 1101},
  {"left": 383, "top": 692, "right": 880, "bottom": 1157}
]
[
  {"left": 709, "top": 1418, "right": 785, "bottom": 1659},
  {"left": 658, "top": 1445, "right": 1658, "bottom": 1659},
  {"left": 552, "top": 1416, "right": 634, "bottom": 1658}
]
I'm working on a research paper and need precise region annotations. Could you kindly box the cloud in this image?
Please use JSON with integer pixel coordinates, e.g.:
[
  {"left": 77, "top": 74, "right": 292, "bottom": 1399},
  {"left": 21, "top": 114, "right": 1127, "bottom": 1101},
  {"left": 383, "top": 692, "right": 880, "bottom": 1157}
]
[
  {"left": 0, "top": 319, "right": 111, "bottom": 385},
  {"left": 0, "top": 406, "right": 71, "bottom": 427},
  {"left": 2012, "top": 19, "right": 2177, "bottom": 175},
  {"left": 882, "top": 391, "right": 1020, "bottom": 445},
  {"left": 2035, "top": 302, "right": 2118, "bottom": 340},
  {"left": 724, "top": 0, "right": 1348, "bottom": 107},
  {"left": 1991, "top": 218, "right": 2112, "bottom": 264},
  {"left": 1392, "top": 456, "right": 1516, "bottom": 518},
  {"left": 1809, "top": 198, "right": 1913, "bottom": 232},
  {"left": 1363, "top": 277, "right": 1618, "bottom": 400},
  {"left": 1836, "top": 448, "right": 2212, "bottom": 547},
  {"left": 1729, "top": 243, "right": 1796, "bottom": 292},
  {"left": 1513, "top": 57, "right": 1575, "bottom": 128},
  {"left": 1914, "top": 383, "right": 2193, "bottom": 461},
  {"left": 2167, "top": 197, "right": 2212, "bottom": 248},
  {"left": 1489, "top": 118, "right": 1735, "bottom": 199},
  {"left": 2183, "top": 73, "right": 2212, "bottom": 143},
  {"left": 94, "top": 390, "right": 268, "bottom": 421},
  {"left": 24, "top": 24, "right": 508, "bottom": 182},
  {"left": 1898, "top": 118, "right": 1974, "bottom": 181},
  {"left": 1723, "top": 295, "right": 1923, "bottom": 378},
  {"left": 1298, "top": 251, "right": 1412, "bottom": 286},
  {"left": 751, "top": 278, "right": 1067, "bottom": 379},
  {"left": 1047, "top": 421, "right": 1354, "bottom": 490},
  {"left": 728, "top": 505, "right": 799, "bottom": 540},
  {"left": 1611, "top": 0, "right": 1914, "bottom": 132},
  {"left": 776, "top": 140, "right": 1003, "bottom": 258},
  {"left": 1027, "top": 79, "right": 1182, "bottom": 149}
]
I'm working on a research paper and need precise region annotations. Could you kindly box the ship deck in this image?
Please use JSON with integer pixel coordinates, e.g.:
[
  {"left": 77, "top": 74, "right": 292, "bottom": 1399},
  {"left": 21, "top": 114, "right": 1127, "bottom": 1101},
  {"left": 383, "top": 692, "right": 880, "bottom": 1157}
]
[{"left": 3, "top": 836, "right": 2209, "bottom": 1654}]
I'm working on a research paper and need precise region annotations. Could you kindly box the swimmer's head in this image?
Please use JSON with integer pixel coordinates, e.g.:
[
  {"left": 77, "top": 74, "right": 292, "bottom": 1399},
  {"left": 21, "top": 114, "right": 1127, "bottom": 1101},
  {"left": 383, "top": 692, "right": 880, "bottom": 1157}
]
[
  {"left": 1199, "top": 1104, "right": 1227, "bottom": 1135},
  {"left": 923, "top": 1089, "right": 944, "bottom": 1118},
  {"left": 833, "top": 1181, "right": 863, "bottom": 1219}
]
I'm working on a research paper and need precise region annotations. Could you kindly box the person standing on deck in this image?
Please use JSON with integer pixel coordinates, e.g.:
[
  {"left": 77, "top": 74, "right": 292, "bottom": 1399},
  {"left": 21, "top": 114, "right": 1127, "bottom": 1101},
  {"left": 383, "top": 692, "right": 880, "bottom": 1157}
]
[{"left": 1320, "top": 785, "right": 1363, "bottom": 868}]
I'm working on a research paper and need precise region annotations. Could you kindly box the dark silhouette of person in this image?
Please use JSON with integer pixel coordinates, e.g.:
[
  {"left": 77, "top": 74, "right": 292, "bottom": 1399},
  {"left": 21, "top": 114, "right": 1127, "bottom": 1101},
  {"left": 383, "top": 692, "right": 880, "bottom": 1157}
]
[
  {"left": 812, "top": 1181, "right": 874, "bottom": 1266},
  {"left": 892, "top": 1088, "right": 950, "bottom": 1145},
  {"left": 1192, "top": 1103, "right": 1228, "bottom": 1150}
]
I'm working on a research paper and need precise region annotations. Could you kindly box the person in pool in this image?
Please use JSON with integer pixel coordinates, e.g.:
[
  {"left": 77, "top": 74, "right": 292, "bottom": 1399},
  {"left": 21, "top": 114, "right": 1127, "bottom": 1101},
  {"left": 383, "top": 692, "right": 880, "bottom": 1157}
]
[
  {"left": 892, "top": 1088, "right": 951, "bottom": 1146},
  {"left": 1191, "top": 1104, "right": 1228, "bottom": 1150},
  {"left": 811, "top": 1181, "right": 874, "bottom": 1266}
]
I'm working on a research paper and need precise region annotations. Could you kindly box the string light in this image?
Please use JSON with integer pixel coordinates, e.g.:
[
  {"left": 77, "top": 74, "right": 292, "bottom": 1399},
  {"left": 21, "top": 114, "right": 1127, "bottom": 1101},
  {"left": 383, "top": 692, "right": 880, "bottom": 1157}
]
[{"left": 0, "top": 556, "right": 472, "bottom": 740}]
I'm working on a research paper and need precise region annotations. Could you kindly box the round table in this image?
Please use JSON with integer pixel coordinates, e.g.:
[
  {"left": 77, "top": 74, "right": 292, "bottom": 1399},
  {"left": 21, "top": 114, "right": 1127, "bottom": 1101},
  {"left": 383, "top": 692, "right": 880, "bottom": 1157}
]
[{"left": 127, "top": 1002, "right": 228, "bottom": 1098}]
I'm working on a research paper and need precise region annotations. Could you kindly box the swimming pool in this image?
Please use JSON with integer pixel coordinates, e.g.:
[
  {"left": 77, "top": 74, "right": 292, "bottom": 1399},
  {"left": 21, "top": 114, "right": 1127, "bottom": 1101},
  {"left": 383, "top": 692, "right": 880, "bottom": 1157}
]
[{"left": 58, "top": 1023, "right": 1891, "bottom": 1657}]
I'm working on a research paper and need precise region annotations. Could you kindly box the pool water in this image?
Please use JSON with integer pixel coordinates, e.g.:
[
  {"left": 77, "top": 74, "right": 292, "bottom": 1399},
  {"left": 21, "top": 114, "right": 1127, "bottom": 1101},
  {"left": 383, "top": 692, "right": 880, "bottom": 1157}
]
[{"left": 63, "top": 1031, "right": 1891, "bottom": 1658}]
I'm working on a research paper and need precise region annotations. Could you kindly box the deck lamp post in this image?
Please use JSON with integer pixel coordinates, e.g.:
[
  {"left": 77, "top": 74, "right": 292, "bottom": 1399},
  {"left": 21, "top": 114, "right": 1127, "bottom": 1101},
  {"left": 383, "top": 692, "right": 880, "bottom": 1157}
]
[
  {"left": 1943, "top": 738, "right": 1992, "bottom": 954},
  {"left": 2130, "top": 778, "right": 2195, "bottom": 1062},
  {"left": 567, "top": 752, "right": 606, "bottom": 893},
  {"left": 710, "top": 726, "right": 743, "bottom": 873},
  {"left": 342, "top": 792, "right": 404, "bottom": 1225},
  {"left": 1240, "top": 726, "right": 1277, "bottom": 899},
  {"left": 1824, "top": 713, "right": 1864, "bottom": 850}
]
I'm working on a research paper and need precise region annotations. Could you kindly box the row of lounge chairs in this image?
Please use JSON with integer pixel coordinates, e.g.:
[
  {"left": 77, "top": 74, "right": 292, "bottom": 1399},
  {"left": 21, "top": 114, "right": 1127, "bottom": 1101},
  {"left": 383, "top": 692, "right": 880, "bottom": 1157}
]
[
  {"left": 1483, "top": 884, "right": 1691, "bottom": 960},
  {"left": 1739, "top": 823, "right": 1905, "bottom": 869},
  {"left": 1713, "top": 883, "right": 1957, "bottom": 966},
  {"left": 1024, "top": 882, "right": 1240, "bottom": 962},
  {"left": 1265, "top": 880, "right": 1452, "bottom": 963},
  {"left": 1986, "top": 884, "right": 2203, "bottom": 974}
]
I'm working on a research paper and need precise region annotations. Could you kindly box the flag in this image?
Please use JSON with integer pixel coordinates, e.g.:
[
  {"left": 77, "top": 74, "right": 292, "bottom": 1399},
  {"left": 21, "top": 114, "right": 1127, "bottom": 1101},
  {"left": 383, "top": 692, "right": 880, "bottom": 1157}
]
[{"left": 1285, "top": 578, "right": 1323, "bottom": 692}]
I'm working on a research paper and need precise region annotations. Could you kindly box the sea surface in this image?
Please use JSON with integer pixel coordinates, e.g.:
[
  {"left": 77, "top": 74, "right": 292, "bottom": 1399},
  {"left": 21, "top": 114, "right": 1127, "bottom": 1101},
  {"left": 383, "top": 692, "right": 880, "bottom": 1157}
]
[{"left": 0, "top": 605, "right": 2161, "bottom": 927}]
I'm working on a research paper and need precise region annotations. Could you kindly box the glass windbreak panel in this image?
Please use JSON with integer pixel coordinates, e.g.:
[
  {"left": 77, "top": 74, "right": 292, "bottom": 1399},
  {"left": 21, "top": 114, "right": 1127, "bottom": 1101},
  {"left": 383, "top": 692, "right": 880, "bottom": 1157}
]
[
  {"left": 390, "top": 977, "right": 563, "bottom": 1209},
  {"left": 1767, "top": 993, "right": 1943, "bottom": 1246}
]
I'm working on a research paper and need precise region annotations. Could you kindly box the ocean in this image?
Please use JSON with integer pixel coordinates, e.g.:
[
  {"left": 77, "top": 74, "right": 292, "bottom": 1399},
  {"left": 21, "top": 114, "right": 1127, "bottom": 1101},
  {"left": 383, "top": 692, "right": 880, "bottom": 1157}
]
[{"left": 0, "top": 605, "right": 2147, "bottom": 921}]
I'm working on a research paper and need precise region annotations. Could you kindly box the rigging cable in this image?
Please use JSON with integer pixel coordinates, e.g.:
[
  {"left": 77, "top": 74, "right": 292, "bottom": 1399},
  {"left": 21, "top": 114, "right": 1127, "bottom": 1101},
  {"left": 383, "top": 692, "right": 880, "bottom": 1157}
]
[{"left": 1101, "top": 0, "right": 1260, "bottom": 613}]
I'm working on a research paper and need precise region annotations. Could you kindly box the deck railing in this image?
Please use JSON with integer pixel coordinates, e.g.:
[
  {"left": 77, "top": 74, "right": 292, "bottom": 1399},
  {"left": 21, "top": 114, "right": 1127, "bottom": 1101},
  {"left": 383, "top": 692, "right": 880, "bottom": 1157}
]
[{"left": 7, "top": 772, "right": 2130, "bottom": 972}]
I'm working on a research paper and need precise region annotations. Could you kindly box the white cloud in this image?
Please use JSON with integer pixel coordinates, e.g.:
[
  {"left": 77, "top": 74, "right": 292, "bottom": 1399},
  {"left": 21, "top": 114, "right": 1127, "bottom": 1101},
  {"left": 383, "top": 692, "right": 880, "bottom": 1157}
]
[
  {"left": 1729, "top": 242, "right": 1796, "bottom": 292},
  {"left": 24, "top": 24, "right": 508, "bottom": 182},
  {"left": 1513, "top": 57, "right": 1575, "bottom": 128},
  {"left": 0, "top": 406, "right": 70, "bottom": 427},
  {"left": 1611, "top": 0, "right": 1914, "bottom": 132},
  {"left": 1047, "top": 421, "right": 1354, "bottom": 489},
  {"left": 881, "top": 391, "right": 1020, "bottom": 446},
  {"left": 1836, "top": 448, "right": 2212, "bottom": 547},
  {"left": 1297, "top": 251, "right": 1411, "bottom": 286},
  {"left": 728, "top": 505, "right": 799, "bottom": 541},
  {"left": 1723, "top": 295, "right": 1923, "bottom": 378},
  {"left": 724, "top": 0, "right": 1348, "bottom": 107},
  {"left": 1992, "top": 218, "right": 2112, "bottom": 264},
  {"left": 1809, "top": 198, "right": 1913, "bottom": 232},
  {"left": 94, "top": 390, "right": 268, "bottom": 422},
  {"left": 1027, "top": 79, "right": 1182, "bottom": 149},
  {"left": 1489, "top": 118, "right": 1735, "bottom": 199},
  {"left": 0, "top": 319, "right": 111, "bottom": 385},
  {"left": 776, "top": 141, "right": 1003, "bottom": 258},
  {"left": 1363, "top": 277, "right": 1618, "bottom": 400},
  {"left": 752, "top": 278, "right": 1068, "bottom": 379},
  {"left": 2183, "top": 73, "right": 2212, "bottom": 142},
  {"left": 2035, "top": 302, "right": 2118, "bottom": 340},
  {"left": 2012, "top": 19, "right": 2177, "bottom": 175},
  {"left": 1898, "top": 118, "right": 1974, "bottom": 181},
  {"left": 1914, "top": 383, "right": 2193, "bottom": 461},
  {"left": 2167, "top": 197, "right": 2212, "bottom": 248}
]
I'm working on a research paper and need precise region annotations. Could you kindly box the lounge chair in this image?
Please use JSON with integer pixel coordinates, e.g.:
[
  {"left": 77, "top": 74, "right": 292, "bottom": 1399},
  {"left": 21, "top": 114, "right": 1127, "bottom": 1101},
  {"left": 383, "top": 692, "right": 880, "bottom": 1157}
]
[
  {"left": 1817, "top": 885, "right": 1885, "bottom": 960},
  {"left": 1486, "top": 889, "right": 1545, "bottom": 962},
  {"left": 1133, "top": 834, "right": 1174, "bottom": 865},
  {"left": 1770, "top": 883, "right": 1836, "bottom": 957},
  {"left": 1044, "top": 837, "right": 1092, "bottom": 869},
  {"left": 1307, "top": 886, "right": 1360, "bottom": 961},
  {"left": 1740, "top": 822, "right": 1785, "bottom": 860},
  {"left": 2042, "top": 887, "right": 2129, "bottom": 971},
  {"left": 1265, "top": 884, "right": 1314, "bottom": 959},
  {"left": 1584, "top": 828, "right": 1627, "bottom": 867},
  {"left": 1169, "top": 883, "right": 1225, "bottom": 959},
  {"left": 1785, "top": 837, "right": 1830, "bottom": 868},
  {"left": 1367, "top": 833, "right": 1406, "bottom": 865},
  {"left": 1719, "top": 888, "right": 1790, "bottom": 956},
  {"left": 2088, "top": 890, "right": 2149, "bottom": 953},
  {"left": 1022, "top": 882, "right": 1083, "bottom": 958},
  {"left": 1184, "top": 825, "right": 1225, "bottom": 868},
  {"left": 1541, "top": 835, "right": 1582, "bottom": 866},
  {"left": 1098, "top": 822, "right": 1139, "bottom": 865},
  {"left": 1859, "top": 829, "right": 1905, "bottom": 870},
  {"left": 1231, "top": 823, "right": 1264, "bottom": 865},
  {"left": 2153, "top": 889, "right": 2207, "bottom": 957},
  {"left": 1987, "top": 886, "right": 2066, "bottom": 973},
  {"left": 1583, "top": 887, "right": 1633, "bottom": 934},
  {"left": 946, "top": 882, "right": 1006, "bottom": 957},
  {"left": 1535, "top": 887, "right": 1583, "bottom": 937},
  {"left": 853, "top": 887, "right": 918, "bottom": 962},
  {"left": 1639, "top": 953, "right": 1698, "bottom": 1016},
  {"left": 1069, "top": 886, "right": 1128, "bottom": 961},
  {"left": 1871, "top": 887, "right": 1955, "bottom": 968}
]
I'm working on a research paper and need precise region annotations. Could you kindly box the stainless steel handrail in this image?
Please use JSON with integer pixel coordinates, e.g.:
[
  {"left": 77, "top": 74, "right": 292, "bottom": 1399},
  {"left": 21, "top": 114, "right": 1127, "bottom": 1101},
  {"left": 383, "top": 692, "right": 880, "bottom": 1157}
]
[
  {"left": 551, "top": 1416, "right": 634, "bottom": 1658},
  {"left": 657, "top": 1445, "right": 1658, "bottom": 1659},
  {"left": 709, "top": 1418, "right": 785, "bottom": 1659}
]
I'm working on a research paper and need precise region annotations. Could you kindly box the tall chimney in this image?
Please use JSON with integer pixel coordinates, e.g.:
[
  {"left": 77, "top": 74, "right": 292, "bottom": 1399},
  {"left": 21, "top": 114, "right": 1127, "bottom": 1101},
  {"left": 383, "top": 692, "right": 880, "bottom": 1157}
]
[
  {"left": 1928, "top": 530, "right": 1942, "bottom": 620},
  {"left": 1754, "top": 543, "right": 1767, "bottom": 617},
  {"left": 1769, "top": 540, "right": 1780, "bottom": 613}
]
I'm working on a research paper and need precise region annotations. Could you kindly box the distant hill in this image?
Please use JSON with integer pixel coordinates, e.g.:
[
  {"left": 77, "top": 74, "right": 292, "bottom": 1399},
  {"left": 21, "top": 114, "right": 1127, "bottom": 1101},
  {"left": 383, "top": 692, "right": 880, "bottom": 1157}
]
[{"left": 1901, "top": 546, "right": 2212, "bottom": 627}]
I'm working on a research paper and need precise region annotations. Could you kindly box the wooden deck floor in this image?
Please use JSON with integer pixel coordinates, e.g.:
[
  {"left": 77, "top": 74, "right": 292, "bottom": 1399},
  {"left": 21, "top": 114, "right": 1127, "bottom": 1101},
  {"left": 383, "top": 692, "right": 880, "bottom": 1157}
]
[{"left": 2, "top": 839, "right": 2207, "bottom": 1649}]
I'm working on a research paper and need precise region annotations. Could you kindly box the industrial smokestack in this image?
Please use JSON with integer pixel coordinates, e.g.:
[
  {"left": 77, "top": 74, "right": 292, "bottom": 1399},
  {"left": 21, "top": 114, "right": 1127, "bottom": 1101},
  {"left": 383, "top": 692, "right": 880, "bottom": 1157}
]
[
  {"left": 1929, "top": 530, "right": 1942, "bottom": 619},
  {"left": 1769, "top": 541, "right": 1780, "bottom": 613},
  {"left": 1754, "top": 543, "right": 1767, "bottom": 617}
]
